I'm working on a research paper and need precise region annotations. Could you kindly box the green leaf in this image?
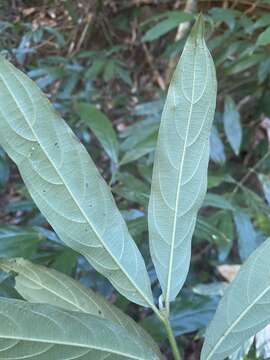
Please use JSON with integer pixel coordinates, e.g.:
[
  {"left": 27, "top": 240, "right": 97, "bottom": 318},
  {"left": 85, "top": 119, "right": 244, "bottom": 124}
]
[
  {"left": 201, "top": 238, "right": 270, "bottom": 360},
  {"left": 233, "top": 211, "right": 258, "bottom": 262},
  {"left": 253, "top": 14, "right": 270, "bottom": 29},
  {"left": 0, "top": 225, "right": 44, "bottom": 258},
  {"left": 223, "top": 96, "right": 242, "bottom": 156},
  {"left": 77, "top": 102, "right": 119, "bottom": 163},
  {"left": 256, "top": 27, "right": 270, "bottom": 46},
  {"left": 142, "top": 12, "right": 193, "bottom": 42},
  {"left": 0, "top": 56, "right": 153, "bottom": 308},
  {"left": 148, "top": 15, "right": 217, "bottom": 304},
  {"left": 114, "top": 173, "right": 150, "bottom": 207},
  {"left": 225, "top": 53, "right": 267, "bottom": 75},
  {"left": 203, "top": 193, "right": 234, "bottom": 211},
  {"left": 0, "top": 297, "right": 161, "bottom": 359},
  {"left": 120, "top": 132, "right": 157, "bottom": 165},
  {"left": 0, "top": 258, "right": 161, "bottom": 358},
  {"left": 210, "top": 126, "right": 226, "bottom": 165}
]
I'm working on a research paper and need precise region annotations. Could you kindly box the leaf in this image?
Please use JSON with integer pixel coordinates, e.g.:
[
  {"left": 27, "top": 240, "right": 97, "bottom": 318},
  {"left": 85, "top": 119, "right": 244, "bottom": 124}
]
[
  {"left": 0, "top": 56, "right": 153, "bottom": 307},
  {"left": 225, "top": 53, "right": 267, "bottom": 75},
  {"left": 210, "top": 126, "right": 226, "bottom": 165},
  {"left": 233, "top": 211, "right": 258, "bottom": 262},
  {"left": 256, "top": 324, "right": 270, "bottom": 359},
  {"left": 201, "top": 238, "right": 270, "bottom": 360},
  {"left": 229, "top": 337, "right": 254, "bottom": 360},
  {"left": 223, "top": 96, "right": 242, "bottom": 156},
  {"left": 0, "top": 147, "right": 9, "bottom": 186},
  {"left": 254, "top": 14, "right": 270, "bottom": 29},
  {"left": 142, "top": 12, "right": 193, "bottom": 42},
  {"left": 0, "top": 297, "right": 161, "bottom": 359},
  {"left": 148, "top": 15, "right": 217, "bottom": 304},
  {"left": 258, "top": 173, "right": 270, "bottom": 206},
  {"left": 256, "top": 27, "right": 270, "bottom": 46},
  {"left": 0, "top": 225, "right": 44, "bottom": 258},
  {"left": 120, "top": 132, "right": 157, "bottom": 165},
  {"left": 76, "top": 102, "right": 119, "bottom": 163},
  {"left": 114, "top": 173, "right": 150, "bottom": 207},
  {"left": 203, "top": 193, "right": 234, "bottom": 211},
  {"left": 0, "top": 258, "right": 161, "bottom": 358}
]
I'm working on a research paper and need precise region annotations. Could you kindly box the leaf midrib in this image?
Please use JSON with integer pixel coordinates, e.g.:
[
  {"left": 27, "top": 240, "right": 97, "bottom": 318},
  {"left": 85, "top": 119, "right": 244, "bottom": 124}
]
[
  {"left": 0, "top": 334, "right": 146, "bottom": 359},
  {"left": 205, "top": 282, "right": 270, "bottom": 359},
  {"left": 0, "top": 68, "right": 152, "bottom": 308},
  {"left": 166, "top": 44, "right": 197, "bottom": 305},
  {"left": 8, "top": 263, "right": 93, "bottom": 314}
]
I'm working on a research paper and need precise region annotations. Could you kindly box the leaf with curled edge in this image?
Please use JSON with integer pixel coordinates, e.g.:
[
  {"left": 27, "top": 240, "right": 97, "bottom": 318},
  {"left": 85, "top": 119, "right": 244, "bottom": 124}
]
[
  {"left": 0, "top": 258, "right": 161, "bottom": 358},
  {"left": 0, "top": 297, "right": 160, "bottom": 359},
  {"left": 201, "top": 238, "right": 270, "bottom": 360},
  {"left": 148, "top": 14, "right": 217, "bottom": 306},
  {"left": 0, "top": 56, "right": 153, "bottom": 308}
]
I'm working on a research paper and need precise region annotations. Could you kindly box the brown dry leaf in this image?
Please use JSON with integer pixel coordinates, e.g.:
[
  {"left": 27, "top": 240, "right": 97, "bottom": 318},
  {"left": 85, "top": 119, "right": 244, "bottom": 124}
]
[
  {"left": 217, "top": 264, "right": 241, "bottom": 282},
  {"left": 22, "top": 7, "right": 36, "bottom": 16}
]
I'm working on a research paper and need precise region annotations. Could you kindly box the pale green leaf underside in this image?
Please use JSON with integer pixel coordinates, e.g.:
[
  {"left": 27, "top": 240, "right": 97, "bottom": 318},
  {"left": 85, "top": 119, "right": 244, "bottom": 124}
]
[
  {"left": 148, "top": 16, "right": 217, "bottom": 303},
  {"left": 201, "top": 238, "right": 270, "bottom": 360},
  {"left": 0, "top": 297, "right": 159, "bottom": 359},
  {"left": 0, "top": 57, "right": 153, "bottom": 307},
  {"left": 0, "top": 258, "right": 161, "bottom": 358}
]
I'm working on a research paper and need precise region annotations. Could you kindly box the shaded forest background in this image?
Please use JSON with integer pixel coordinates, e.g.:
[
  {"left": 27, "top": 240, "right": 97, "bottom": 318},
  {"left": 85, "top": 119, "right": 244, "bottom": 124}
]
[{"left": 1, "top": 0, "right": 270, "bottom": 358}]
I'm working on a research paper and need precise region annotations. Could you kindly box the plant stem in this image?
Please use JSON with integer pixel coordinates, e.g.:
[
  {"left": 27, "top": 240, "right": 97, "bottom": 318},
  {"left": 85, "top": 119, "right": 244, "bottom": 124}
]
[
  {"left": 151, "top": 303, "right": 181, "bottom": 359},
  {"left": 162, "top": 316, "right": 182, "bottom": 360}
]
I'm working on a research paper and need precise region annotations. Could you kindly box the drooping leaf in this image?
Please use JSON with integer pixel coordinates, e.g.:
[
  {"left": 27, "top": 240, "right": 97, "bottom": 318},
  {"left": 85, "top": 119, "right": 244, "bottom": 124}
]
[
  {"left": 114, "top": 173, "right": 150, "bottom": 207},
  {"left": 0, "top": 225, "right": 44, "bottom": 258},
  {"left": 225, "top": 53, "right": 267, "bottom": 75},
  {"left": 142, "top": 11, "right": 193, "bottom": 42},
  {"left": 0, "top": 56, "right": 153, "bottom": 307},
  {"left": 0, "top": 297, "right": 160, "bottom": 359},
  {"left": 203, "top": 193, "right": 234, "bottom": 211},
  {"left": 210, "top": 126, "right": 226, "bottom": 165},
  {"left": 148, "top": 15, "right": 217, "bottom": 304},
  {"left": 0, "top": 258, "right": 161, "bottom": 358},
  {"left": 201, "top": 238, "right": 270, "bottom": 360},
  {"left": 120, "top": 132, "right": 157, "bottom": 165},
  {"left": 233, "top": 211, "right": 258, "bottom": 262},
  {"left": 256, "top": 27, "right": 270, "bottom": 46},
  {"left": 223, "top": 96, "right": 242, "bottom": 156},
  {"left": 76, "top": 102, "right": 119, "bottom": 164}
]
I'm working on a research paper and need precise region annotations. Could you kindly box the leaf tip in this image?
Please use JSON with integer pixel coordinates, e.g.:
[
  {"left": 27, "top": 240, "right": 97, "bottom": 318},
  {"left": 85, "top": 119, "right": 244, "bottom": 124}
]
[{"left": 191, "top": 13, "right": 205, "bottom": 40}]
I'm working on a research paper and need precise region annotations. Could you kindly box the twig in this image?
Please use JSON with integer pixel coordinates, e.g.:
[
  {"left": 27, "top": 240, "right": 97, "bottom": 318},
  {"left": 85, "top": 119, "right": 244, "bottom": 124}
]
[{"left": 142, "top": 43, "right": 166, "bottom": 90}]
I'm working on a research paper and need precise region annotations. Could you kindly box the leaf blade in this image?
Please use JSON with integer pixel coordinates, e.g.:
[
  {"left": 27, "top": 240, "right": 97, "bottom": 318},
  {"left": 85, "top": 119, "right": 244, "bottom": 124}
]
[
  {"left": 0, "top": 258, "right": 161, "bottom": 358},
  {"left": 77, "top": 102, "right": 119, "bottom": 164},
  {"left": 0, "top": 56, "right": 153, "bottom": 308},
  {"left": 0, "top": 297, "right": 160, "bottom": 359},
  {"left": 148, "top": 15, "right": 217, "bottom": 304},
  {"left": 201, "top": 238, "right": 270, "bottom": 360}
]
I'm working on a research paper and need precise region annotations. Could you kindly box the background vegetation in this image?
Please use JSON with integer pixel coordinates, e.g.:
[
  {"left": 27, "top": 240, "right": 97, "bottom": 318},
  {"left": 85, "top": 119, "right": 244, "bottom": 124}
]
[{"left": 1, "top": 0, "right": 270, "bottom": 358}]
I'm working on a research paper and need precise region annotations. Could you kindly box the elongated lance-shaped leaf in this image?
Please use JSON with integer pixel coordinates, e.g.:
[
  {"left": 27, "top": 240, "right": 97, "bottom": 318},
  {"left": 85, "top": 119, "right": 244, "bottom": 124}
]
[
  {"left": 0, "top": 297, "right": 160, "bottom": 359},
  {"left": 0, "top": 258, "right": 161, "bottom": 358},
  {"left": 0, "top": 57, "right": 153, "bottom": 307},
  {"left": 201, "top": 238, "right": 270, "bottom": 360},
  {"left": 148, "top": 15, "right": 217, "bottom": 305}
]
